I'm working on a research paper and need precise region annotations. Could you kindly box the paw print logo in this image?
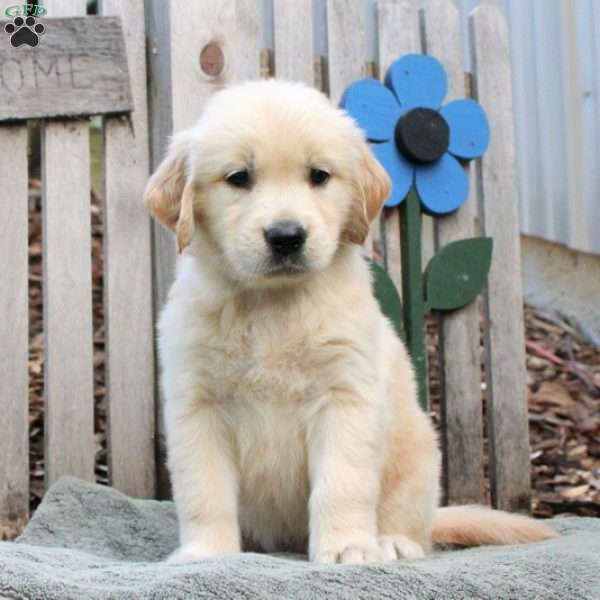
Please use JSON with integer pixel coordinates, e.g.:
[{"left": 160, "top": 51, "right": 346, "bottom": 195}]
[{"left": 4, "top": 16, "right": 45, "bottom": 48}]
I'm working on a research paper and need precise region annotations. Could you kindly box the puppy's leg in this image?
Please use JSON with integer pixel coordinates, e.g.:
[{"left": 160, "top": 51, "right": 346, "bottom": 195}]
[
  {"left": 377, "top": 413, "right": 441, "bottom": 561},
  {"left": 307, "top": 393, "right": 384, "bottom": 564},
  {"left": 166, "top": 403, "right": 241, "bottom": 563}
]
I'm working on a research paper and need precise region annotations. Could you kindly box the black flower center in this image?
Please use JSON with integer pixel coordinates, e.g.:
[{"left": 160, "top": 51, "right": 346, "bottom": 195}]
[{"left": 394, "top": 108, "right": 450, "bottom": 164}]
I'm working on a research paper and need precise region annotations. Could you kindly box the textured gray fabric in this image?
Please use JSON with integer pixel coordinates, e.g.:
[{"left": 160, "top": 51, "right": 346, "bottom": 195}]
[{"left": 0, "top": 477, "right": 598, "bottom": 599}]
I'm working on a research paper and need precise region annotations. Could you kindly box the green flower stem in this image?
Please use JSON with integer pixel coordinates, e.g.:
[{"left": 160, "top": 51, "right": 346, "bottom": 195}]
[{"left": 399, "top": 188, "right": 428, "bottom": 410}]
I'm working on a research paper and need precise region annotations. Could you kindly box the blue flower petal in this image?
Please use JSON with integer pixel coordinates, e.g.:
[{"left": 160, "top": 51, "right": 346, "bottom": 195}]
[
  {"left": 415, "top": 153, "right": 468, "bottom": 215},
  {"left": 371, "top": 141, "right": 414, "bottom": 207},
  {"left": 385, "top": 54, "right": 448, "bottom": 114},
  {"left": 341, "top": 78, "right": 401, "bottom": 142},
  {"left": 441, "top": 99, "right": 490, "bottom": 160}
]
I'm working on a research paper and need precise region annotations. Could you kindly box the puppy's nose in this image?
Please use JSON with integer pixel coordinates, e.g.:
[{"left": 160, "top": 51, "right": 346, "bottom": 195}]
[{"left": 264, "top": 221, "right": 307, "bottom": 257}]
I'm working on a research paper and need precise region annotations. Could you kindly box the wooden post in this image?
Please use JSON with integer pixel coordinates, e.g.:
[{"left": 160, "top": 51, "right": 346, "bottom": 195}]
[
  {"left": 273, "top": 0, "right": 314, "bottom": 85},
  {"left": 0, "top": 126, "right": 29, "bottom": 538},
  {"left": 470, "top": 2, "right": 531, "bottom": 512},
  {"left": 101, "top": 0, "right": 156, "bottom": 499},
  {"left": 326, "top": 0, "right": 381, "bottom": 255},
  {"left": 376, "top": 0, "right": 420, "bottom": 290},
  {"left": 42, "top": 0, "right": 95, "bottom": 487},
  {"left": 423, "top": 0, "right": 485, "bottom": 505},
  {"left": 326, "top": 0, "right": 367, "bottom": 105}
]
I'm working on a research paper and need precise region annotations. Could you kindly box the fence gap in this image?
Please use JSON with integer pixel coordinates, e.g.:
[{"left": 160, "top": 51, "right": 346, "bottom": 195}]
[
  {"left": 28, "top": 122, "right": 44, "bottom": 513},
  {"left": 89, "top": 118, "right": 107, "bottom": 487},
  {"left": 145, "top": 0, "right": 175, "bottom": 501}
]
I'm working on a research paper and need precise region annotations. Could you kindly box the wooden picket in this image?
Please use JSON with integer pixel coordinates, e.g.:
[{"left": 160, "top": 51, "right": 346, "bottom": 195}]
[
  {"left": 0, "top": 125, "right": 29, "bottom": 539},
  {"left": 101, "top": 0, "right": 155, "bottom": 499},
  {"left": 470, "top": 1, "right": 531, "bottom": 512},
  {"left": 327, "top": 0, "right": 367, "bottom": 104},
  {"left": 377, "top": 0, "right": 420, "bottom": 291},
  {"left": 273, "top": 0, "right": 314, "bottom": 85},
  {"left": 42, "top": 0, "right": 95, "bottom": 487},
  {"left": 423, "top": 0, "right": 485, "bottom": 505},
  {"left": 0, "top": 0, "right": 532, "bottom": 533}
]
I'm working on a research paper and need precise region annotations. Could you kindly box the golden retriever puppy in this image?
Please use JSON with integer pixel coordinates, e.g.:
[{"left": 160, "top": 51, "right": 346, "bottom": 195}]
[{"left": 145, "top": 80, "right": 556, "bottom": 564}]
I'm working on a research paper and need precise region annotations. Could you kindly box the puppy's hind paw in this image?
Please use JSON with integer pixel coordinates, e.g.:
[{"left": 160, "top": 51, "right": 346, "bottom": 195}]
[{"left": 378, "top": 534, "right": 426, "bottom": 561}]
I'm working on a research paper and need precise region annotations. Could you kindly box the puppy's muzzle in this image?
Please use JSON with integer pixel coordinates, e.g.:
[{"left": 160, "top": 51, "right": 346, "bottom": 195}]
[{"left": 264, "top": 221, "right": 306, "bottom": 258}]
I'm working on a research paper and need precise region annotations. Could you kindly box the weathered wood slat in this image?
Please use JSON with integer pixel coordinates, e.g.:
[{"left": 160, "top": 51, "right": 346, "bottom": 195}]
[
  {"left": 170, "top": 0, "right": 261, "bottom": 133},
  {"left": 273, "top": 0, "right": 313, "bottom": 85},
  {"left": 327, "top": 0, "right": 372, "bottom": 250},
  {"left": 101, "top": 0, "right": 155, "bottom": 498},
  {"left": 0, "top": 17, "right": 132, "bottom": 121},
  {"left": 424, "top": 0, "right": 485, "bottom": 506},
  {"left": 470, "top": 2, "right": 531, "bottom": 512},
  {"left": 376, "top": 0, "right": 420, "bottom": 291},
  {"left": 0, "top": 125, "right": 29, "bottom": 538},
  {"left": 42, "top": 0, "right": 94, "bottom": 488},
  {"left": 326, "top": 0, "right": 366, "bottom": 105}
]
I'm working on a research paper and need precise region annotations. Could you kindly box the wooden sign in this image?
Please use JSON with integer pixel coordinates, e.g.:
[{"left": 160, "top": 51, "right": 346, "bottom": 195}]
[{"left": 0, "top": 16, "right": 132, "bottom": 121}]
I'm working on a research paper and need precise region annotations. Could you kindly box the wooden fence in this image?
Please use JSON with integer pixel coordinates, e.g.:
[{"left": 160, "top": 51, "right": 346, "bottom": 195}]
[{"left": 0, "top": 0, "right": 530, "bottom": 538}]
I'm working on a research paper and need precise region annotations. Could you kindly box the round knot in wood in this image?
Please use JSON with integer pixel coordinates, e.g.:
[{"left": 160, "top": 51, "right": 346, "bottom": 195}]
[{"left": 199, "top": 43, "right": 225, "bottom": 77}]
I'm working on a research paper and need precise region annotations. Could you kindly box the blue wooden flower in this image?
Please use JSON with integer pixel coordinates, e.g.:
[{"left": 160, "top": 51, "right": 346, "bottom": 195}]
[{"left": 341, "top": 54, "right": 490, "bottom": 214}]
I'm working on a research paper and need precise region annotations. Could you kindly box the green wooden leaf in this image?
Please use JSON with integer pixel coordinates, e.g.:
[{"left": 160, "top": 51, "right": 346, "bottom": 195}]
[
  {"left": 367, "top": 258, "right": 405, "bottom": 341},
  {"left": 424, "top": 237, "right": 493, "bottom": 312}
]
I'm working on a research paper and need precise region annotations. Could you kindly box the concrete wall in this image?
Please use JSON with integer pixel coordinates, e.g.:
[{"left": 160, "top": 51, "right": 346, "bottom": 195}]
[{"left": 521, "top": 236, "right": 600, "bottom": 346}]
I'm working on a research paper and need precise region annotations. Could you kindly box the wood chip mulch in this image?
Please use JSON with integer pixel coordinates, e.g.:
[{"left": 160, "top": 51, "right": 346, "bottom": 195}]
[
  {"left": 26, "top": 182, "right": 600, "bottom": 519},
  {"left": 524, "top": 306, "right": 600, "bottom": 517}
]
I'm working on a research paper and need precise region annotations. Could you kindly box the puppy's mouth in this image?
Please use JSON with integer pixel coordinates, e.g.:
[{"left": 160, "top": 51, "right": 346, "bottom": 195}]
[{"left": 263, "top": 256, "right": 308, "bottom": 276}]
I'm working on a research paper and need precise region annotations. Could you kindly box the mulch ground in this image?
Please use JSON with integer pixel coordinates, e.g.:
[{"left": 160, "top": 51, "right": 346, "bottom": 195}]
[{"left": 26, "top": 182, "right": 600, "bottom": 519}]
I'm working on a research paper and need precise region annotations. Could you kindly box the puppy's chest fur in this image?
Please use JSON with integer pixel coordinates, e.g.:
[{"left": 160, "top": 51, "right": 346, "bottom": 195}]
[
  {"left": 196, "top": 300, "right": 332, "bottom": 549},
  {"left": 196, "top": 294, "right": 328, "bottom": 400}
]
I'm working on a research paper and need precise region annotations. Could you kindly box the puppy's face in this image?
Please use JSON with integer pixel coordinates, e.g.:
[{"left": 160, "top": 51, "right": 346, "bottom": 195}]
[{"left": 145, "top": 81, "right": 390, "bottom": 288}]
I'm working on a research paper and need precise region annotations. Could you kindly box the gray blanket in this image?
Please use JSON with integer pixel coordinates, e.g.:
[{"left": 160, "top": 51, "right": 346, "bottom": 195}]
[{"left": 0, "top": 478, "right": 598, "bottom": 600}]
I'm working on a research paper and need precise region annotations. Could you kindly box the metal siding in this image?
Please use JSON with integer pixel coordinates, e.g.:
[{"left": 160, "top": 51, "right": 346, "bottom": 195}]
[
  {"left": 579, "top": 0, "right": 600, "bottom": 254},
  {"left": 534, "top": 1, "right": 568, "bottom": 244},
  {"left": 505, "top": 0, "right": 537, "bottom": 236}
]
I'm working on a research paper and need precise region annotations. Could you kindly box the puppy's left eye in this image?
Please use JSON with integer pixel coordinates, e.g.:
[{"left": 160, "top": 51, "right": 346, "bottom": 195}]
[
  {"left": 225, "top": 170, "right": 252, "bottom": 189},
  {"left": 309, "top": 168, "right": 330, "bottom": 186}
]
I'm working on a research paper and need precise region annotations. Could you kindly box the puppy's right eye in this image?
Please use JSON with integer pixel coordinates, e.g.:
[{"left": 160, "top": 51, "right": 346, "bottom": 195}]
[{"left": 225, "top": 170, "right": 251, "bottom": 189}]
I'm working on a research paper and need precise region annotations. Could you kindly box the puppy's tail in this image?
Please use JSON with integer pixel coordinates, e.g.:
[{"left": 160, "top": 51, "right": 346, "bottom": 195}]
[{"left": 431, "top": 505, "right": 558, "bottom": 547}]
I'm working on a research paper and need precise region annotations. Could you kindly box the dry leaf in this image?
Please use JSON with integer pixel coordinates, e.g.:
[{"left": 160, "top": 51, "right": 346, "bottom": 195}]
[{"left": 560, "top": 484, "right": 590, "bottom": 499}]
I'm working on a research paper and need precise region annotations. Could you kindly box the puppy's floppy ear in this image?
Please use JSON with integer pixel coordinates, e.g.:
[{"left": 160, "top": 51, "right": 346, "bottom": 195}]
[
  {"left": 345, "top": 141, "right": 392, "bottom": 245},
  {"left": 144, "top": 131, "right": 197, "bottom": 252}
]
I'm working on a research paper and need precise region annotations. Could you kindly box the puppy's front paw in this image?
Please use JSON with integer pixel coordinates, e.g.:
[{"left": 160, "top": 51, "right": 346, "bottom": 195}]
[
  {"left": 311, "top": 533, "right": 384, "bottom": 564},
  {"left": 166, "top": 541, "right": 239, "bottom": 563},
  {"left": 378, "top": 534, "right": 425, "bottom": 560}
]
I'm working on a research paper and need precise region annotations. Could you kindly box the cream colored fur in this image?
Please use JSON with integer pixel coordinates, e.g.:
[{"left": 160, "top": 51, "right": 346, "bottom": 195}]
[{"left": 145, "top": 80, "right": 557, "bottom": 565}]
